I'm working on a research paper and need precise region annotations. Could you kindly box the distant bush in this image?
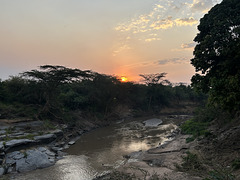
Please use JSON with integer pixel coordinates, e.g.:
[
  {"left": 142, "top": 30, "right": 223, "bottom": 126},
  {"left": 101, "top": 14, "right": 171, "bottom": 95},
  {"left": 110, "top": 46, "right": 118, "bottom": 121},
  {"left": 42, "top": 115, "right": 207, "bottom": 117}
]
[
  {"left": 232, "top": 159, "right": 240, "bottom": 170},
  {"left": 181, "top": 119, "right": 209, "bottom": 140},
  {"left": 177, "top": 151, "right": 204, "bottom": 171}
]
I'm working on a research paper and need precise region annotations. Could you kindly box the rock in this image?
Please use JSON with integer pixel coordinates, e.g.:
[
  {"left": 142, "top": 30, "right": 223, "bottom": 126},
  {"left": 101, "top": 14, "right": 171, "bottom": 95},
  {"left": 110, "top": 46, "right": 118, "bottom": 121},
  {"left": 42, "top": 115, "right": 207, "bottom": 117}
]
[
  {"left": 9, "top": 151, "right": 24, "bottom": 160},
  {"left": 57, "top": 151, "right": 67, "bottom": 157},
  {"left": 49, "top": 158, "right": 55, "bottom": 163},
  {"left": 148, "top": 135, "right": 191, "bottom": 154},
  {"left": 0, "top": 135, "right": 7, "bottom": 141},
  {"left": 5, "top": 139, "right": 34, "bottom": 149},
  {"left": 68, "top": 141, "right": 75, "bottom": 145},
  {"left": 16, "top": 149, "right": 54, "bottom": 172},
  {"left": 77, "top": 130, "right": 84, "bottom": 135},
  {"left": 51, "top": 129, "right": 63, "bottom": 137},
  {"left": 0, "top": 142, "right": 4, "bottom": 151},
  {"left": 5, "top": 148, "right": 55, "bottom": 173},
  {"left": 6, "top": 151, "right": 24, "bottom": 164},
  {"left": 63, "top": 144, "right": 69, "bottom": 149},
  {"left": 45, "top": 149, "right": 55, "bottom": 157},
  {"left": 146, "top": 159, "right": 163, "bottom": 167},
  {"left": 143, "top": 118, "right": 163, "bottom": 127},
  {"left": 15, "top": 121, "right": 44, "bottom": 129},
  {"left": 34, "top": 134, "right": 56, "bottom": 143},
  {"left": 51, "top": 147, "right": 62, "bottom": 152},
  {"left": 0, "top": 130, "right": 6, "bottom": 135},
  {"left": 0, "top": 167, "right": 5, "bottom": 175},
  {"left": 10, "top": 132, "right": 25, "bottom": 137},
  {"left": 37, "top": 147, "right": 47, "bottom": 152},
  {"left": 7, "top": 166, "right": 14, "bottom": 173},
  {"left": 125, "top": 150, "right": 143, "bottom": 159}
]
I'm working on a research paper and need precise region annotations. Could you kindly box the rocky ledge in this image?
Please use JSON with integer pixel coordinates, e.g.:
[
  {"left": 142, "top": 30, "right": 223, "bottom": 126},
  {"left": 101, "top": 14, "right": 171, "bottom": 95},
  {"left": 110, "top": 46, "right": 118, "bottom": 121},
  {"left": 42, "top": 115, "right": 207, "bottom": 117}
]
[
  {"left": 0, "top": 119, "right": 104, "bottom": 176},
  {"left": 117, "top": 134, "right": 202, "bottom": 180}
]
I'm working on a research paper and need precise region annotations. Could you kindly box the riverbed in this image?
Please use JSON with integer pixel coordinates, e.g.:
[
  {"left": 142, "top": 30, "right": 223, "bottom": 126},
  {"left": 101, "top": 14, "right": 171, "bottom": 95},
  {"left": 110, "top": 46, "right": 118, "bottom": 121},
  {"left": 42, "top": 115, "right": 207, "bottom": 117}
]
[{"left": 10, "top": 116, "right": 181, "bottom": 180}]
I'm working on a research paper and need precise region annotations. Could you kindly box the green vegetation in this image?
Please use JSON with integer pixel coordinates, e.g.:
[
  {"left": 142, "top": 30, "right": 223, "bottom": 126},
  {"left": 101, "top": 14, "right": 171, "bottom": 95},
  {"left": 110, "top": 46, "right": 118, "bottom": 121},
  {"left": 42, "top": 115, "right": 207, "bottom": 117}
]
[
  {"left": 191, "top": 0, "right": 240, "bottom": 113},
  {"left": 177, "top": 151, "right": 204, "bottom": 172},
  {"left": 181, "top": 119, "right": 209, "bottom": 140},
  {"left": 181, "top": 106, "right": 217, "bottom": 142},
  {"left": 204, "top": 168, "right": 235, "bottom": 180},
  {"left": 232, "top": 159, "right": 240, "bottom": 170},
  {"left": 0, "top": 65, "right": 204, "bottom": 123}
]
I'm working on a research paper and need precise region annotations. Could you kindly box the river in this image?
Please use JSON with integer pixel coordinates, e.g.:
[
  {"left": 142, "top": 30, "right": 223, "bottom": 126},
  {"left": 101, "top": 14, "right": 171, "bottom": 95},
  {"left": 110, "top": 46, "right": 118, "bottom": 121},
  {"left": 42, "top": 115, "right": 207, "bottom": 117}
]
[{"left": 10, "top": 116, "right": 178, "bottom": 180}]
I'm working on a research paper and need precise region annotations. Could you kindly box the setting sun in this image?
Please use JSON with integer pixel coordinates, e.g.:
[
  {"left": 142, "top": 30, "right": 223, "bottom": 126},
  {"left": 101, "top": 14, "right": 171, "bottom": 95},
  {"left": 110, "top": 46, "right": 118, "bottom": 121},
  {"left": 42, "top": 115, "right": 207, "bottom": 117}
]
[{"left": 121, "top": 76, "right": 128, "bottom": 82}]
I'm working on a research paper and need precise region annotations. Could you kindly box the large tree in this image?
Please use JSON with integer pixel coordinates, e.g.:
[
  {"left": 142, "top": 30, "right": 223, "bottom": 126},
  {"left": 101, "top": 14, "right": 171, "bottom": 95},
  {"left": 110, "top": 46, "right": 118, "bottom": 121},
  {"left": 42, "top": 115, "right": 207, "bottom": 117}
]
[
  {"left": 139, "top": 73, "right": 171, "bottom": 110},
  {"left": 22, "top": 65, "right": 92, "bottom": 120},
  {"left": 191, "top": 0, "right": 240, "bottom": 112}
]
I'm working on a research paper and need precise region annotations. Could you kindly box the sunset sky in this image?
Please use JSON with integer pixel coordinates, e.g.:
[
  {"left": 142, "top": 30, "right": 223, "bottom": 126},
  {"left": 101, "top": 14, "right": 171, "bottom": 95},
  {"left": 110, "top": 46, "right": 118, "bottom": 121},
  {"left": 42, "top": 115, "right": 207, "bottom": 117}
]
[{"left": 0, "top": 0, "right": 222, "bottom": 83}]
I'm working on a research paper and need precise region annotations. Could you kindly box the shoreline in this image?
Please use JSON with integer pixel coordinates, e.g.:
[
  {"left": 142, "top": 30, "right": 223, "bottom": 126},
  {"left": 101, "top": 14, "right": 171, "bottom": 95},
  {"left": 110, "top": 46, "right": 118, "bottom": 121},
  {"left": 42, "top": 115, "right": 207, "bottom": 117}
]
[{"left": 0, "top": 113, "right": 197, "bottom": 178}]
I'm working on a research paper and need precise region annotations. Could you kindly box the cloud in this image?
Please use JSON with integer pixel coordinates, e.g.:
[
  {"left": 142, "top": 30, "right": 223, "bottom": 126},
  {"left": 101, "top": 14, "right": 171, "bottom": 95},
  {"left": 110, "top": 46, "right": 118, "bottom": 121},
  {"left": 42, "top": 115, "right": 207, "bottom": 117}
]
[
  {"left": 113, "top": 0, "right": 220, "bottom": 55},
  {"left": 181, "top": 42, "right": 196, "bottom": 49},
  {"left": 145, "top": 38, "right": 161, "bottom": 42},
  {"left": 175, "top": 17, "right": 198, "bottom": 26},
  {"left": 157, "top": 57, "right": 189, "bottom": 65},
  {"left": 171, "top": 42, "right": 196, "bottom": 52},
  {"left": 150, "top": 16, "right": 174, "bottom": 30},
  {"left": 191, "top": 0, "right": 214, "bottom": 12},
  {"left": 112, "top": 44, "right": 131, "bottom": 56},
  {"left": 114, "top": 1, "right": 201, "bottom": 38}
]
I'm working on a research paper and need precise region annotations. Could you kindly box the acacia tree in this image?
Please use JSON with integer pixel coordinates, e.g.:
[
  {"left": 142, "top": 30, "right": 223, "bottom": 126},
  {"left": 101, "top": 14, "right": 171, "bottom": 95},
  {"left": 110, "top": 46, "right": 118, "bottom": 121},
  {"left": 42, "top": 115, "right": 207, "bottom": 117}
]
[
  {"left": 22, "top": 65, "right": 93, "bottom": 120},
  {"left": 139, "top": 73, "right": 170, "bottom": 86},
  {"left": 191, "top": 0, "right": 240, "bottom": 112},
  {"left": 139, "top": 73, "right": 171, "bottom": 110}
]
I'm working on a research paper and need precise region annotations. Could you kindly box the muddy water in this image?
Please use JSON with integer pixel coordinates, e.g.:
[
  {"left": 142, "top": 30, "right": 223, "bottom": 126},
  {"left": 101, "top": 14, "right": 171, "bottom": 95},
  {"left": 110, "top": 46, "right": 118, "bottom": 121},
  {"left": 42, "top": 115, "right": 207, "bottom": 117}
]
[{"left": 11, "top": 117, "right": 177, "bottom": 180}]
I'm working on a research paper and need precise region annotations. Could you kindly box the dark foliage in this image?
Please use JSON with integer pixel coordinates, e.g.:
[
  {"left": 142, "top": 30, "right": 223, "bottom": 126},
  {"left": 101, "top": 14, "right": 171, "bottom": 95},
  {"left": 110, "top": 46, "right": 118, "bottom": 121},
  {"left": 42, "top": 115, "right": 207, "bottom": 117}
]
[
  {"left": 191, "top": 0, "right": 240, "bottom": 113},
  {"left": 0, "top": 66, "right": 205, "bottom": 122}
]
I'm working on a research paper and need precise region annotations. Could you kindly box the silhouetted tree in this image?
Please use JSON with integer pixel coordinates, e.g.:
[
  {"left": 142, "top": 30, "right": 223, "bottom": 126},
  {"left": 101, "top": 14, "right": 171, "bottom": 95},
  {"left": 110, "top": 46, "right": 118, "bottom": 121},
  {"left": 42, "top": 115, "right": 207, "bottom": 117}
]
[
  {"left": 22, "top": 65, "right": 92, "bottom": 120},
  {"left": 139, "top": 73, "right": 171, "bottom": 110},
  {"left": 191, "top": 0, "right": 240, "bottom": 112}
]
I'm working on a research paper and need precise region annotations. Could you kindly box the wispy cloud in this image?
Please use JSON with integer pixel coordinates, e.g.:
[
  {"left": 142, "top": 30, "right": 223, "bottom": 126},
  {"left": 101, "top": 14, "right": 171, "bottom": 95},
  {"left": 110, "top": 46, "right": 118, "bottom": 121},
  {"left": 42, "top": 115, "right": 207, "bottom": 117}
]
[
  {"left": 181, "top": 42, "right": 196, "bottom": 49},
  {"left": 157, "top": 57, "right": 189, "bottom": 65},
  {"left": 190, "top": 0, "right": 214, "bottom": 12},
  {"left": 145, "top": 37, "right": 161, "bottom": 42},
  {"left": 175, "top": 17, "right": 198, "bottom": 26},
  {"left": 119, "top": 57, "right": 190, "bottom": 71},
  {"left": 113, "top": 0, "right": 221, "bottom": 56},
  {"left": 171, "top": 42, "right": 196, "bottom": 52},
  {"left": 112, "top": 44, "right": 131, "bottom": 56}
]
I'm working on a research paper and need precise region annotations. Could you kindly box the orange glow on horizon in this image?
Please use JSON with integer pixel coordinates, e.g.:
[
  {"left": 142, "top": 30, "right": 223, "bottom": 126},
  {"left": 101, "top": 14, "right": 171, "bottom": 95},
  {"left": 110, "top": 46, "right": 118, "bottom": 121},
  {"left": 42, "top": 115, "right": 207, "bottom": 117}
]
[{"left": 120, "top": 76, "right": 128, "bottom": 82}]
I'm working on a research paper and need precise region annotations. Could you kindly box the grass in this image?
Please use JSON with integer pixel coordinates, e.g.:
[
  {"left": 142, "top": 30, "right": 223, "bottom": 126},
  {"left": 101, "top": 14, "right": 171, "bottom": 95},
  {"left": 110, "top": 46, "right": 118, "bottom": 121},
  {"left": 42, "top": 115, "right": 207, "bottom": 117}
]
[
  {"left": 177, "top": 151, "right": 204, "bottom": 172},
  {"left": 204, "top": 166, "right": 236, "bottom": 180},
  {"left": 1, "top": 134, "right": 35, "bottom": 141},
  {"left": 180, "top": 106, "right": 219, "bottom": 142},
  {"left": 43, "top": 119, "right": 56, "bottom": 130},
  {"left": 232, "top": 159, "right": 240, "bottom": 170},
  {"left": 181, "top": 119, "right": 210, "bottom": 142}
]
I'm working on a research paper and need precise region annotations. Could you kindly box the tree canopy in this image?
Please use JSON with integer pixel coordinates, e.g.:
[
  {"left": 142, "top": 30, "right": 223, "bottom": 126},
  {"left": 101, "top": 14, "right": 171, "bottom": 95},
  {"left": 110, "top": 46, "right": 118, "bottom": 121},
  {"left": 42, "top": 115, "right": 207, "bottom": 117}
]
[{"left": 191, "top": 0, "right": 240, "bottom": 112}]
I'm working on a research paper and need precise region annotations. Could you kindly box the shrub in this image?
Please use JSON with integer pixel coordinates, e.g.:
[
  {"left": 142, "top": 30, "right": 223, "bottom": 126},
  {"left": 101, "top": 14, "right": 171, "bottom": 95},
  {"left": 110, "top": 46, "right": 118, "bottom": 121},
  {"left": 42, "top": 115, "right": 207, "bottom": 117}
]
[
  {"left": 179, "top": 151, "right": 204, "bottom": 171},
  {"left": 232, "top": 159, "right": 240, "bottom": 170}
]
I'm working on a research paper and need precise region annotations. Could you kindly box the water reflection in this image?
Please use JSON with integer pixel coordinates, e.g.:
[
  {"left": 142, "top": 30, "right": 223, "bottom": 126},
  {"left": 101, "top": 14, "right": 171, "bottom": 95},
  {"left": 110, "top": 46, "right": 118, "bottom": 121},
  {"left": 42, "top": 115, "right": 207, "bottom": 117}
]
[
  {"left": 14, "top": 155, "right": 97, "bottom": 180},
  {"left": 11, "top": 118, "right": 178, "bottom": 180}
]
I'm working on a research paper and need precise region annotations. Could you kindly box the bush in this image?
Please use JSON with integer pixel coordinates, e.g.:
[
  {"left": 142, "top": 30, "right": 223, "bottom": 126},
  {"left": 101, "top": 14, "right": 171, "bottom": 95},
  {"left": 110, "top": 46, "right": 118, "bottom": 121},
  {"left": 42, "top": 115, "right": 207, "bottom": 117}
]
[
  {"left": 204, "top": 169, "right": 235, "bottom": 180},
  {"left": 232, "top": 159, "right": 240, "bottom": 170},
  {"left": 181, "top": 119, "right": 209, "bottom": 139},
  {"left": 178, "top": 151, "right": 204, "bottom": 171}
]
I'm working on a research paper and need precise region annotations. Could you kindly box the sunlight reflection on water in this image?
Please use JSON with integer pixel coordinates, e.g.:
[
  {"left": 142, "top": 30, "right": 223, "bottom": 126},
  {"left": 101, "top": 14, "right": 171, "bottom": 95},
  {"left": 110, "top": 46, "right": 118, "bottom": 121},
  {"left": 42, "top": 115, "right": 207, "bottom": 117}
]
[
  {"left": 12, "top": 117, "right": 178, "bottom": 180},
  {"left": 14, "top": 155, "right": 97, "bottom": 180}
]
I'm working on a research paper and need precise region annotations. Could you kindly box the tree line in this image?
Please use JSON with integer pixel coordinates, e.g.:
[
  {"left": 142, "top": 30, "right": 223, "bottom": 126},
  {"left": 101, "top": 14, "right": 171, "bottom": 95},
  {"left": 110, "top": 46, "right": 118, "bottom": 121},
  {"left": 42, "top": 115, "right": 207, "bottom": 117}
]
[{"left": 0, "top": 65, "right": 204, "bottom": 123}]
